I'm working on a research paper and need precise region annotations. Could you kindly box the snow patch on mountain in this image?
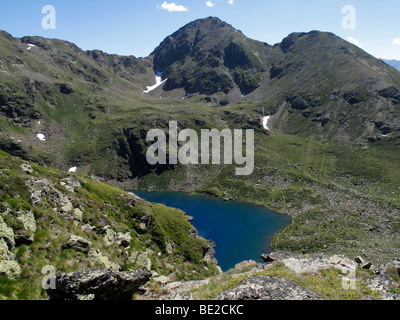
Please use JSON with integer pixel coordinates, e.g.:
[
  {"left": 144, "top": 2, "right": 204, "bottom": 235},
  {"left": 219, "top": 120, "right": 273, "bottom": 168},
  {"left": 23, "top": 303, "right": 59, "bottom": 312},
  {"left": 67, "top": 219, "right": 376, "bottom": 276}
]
[
  {"left": 144, "top": 71, "right": 168, "bottom": 93},
  {"left": 36, "top": 133, "right": 46, "bottom": 141},
  {"left": 262, "top": 116, "right": 270, "bottom": 130}
]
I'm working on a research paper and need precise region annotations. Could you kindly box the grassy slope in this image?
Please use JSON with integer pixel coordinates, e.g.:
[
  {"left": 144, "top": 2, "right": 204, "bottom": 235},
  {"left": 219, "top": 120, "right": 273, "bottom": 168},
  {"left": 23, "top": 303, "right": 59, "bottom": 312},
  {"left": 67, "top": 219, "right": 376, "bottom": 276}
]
[
  {"left": 0, "top": 151, "right": 218, "bottom": 300},
  {"left": 190, "top": 261, "right": 384, "bottom": 300},
  {"left": 136, "top": 109, "right": 400, "bottom": 265}
]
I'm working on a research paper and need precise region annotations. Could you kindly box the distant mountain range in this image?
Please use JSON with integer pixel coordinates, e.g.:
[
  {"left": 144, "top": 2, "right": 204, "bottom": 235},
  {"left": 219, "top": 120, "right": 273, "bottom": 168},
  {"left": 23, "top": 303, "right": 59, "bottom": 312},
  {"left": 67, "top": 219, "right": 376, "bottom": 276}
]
[
  {"left": 382, "top": 59, "right": 400, "bottom": 71},
  {"left": 1, "top": 16, "right": 400, "bottom": 177},
  {"left": 1, "top": 16, "right": 400, "bottom": 173}
]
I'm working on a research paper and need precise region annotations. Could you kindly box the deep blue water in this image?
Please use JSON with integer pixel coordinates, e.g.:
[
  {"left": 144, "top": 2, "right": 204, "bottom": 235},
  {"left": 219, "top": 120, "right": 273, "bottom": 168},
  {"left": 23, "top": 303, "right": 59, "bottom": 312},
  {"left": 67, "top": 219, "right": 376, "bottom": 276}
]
[{"left": 134, "top": 192, "right": 291, "bottom": 271}]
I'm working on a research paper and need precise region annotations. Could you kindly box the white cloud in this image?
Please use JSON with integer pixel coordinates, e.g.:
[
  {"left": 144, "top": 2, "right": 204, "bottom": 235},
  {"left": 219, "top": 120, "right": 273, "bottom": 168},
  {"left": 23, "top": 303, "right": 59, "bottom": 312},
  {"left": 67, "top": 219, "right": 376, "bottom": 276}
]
[
  {"left": 228, "top": 0, "right": 234, "bottom": 4},
  {"left": 347, "top": 36, "right": 360, "bottom": 46},
  {"left": 206, "top": 1, "right": 215, "bottom": 7},
  {"left": 158, "top": 1, "right": 188, "bottom": 12},
  {"left": 393, "top": 38, "right": 400, "bottom": 46}
]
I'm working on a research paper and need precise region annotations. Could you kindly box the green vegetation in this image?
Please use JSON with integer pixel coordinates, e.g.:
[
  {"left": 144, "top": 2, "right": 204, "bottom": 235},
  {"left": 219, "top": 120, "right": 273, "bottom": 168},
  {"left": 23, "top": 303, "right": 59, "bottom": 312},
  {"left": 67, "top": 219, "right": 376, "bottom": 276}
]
[
  {"left": 0, "top": 152, "right": 218, "bottom": 300},
  {"left": 191, "top": 261, "right": 382, "bottom": 300}
]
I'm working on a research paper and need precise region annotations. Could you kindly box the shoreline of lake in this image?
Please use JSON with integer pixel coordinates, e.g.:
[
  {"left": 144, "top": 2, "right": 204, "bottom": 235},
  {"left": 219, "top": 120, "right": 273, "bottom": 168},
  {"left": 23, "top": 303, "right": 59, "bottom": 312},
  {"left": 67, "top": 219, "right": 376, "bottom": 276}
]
[{"left": 134, "top": 191, "right": 291, "bottom": 271}]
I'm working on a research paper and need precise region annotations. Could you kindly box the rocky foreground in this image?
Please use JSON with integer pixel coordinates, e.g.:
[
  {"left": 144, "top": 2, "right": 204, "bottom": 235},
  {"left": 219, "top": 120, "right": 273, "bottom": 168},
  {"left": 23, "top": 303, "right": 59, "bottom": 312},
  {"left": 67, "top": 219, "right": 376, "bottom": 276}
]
[{"left": 45, "top": 252, "right": 400, "bottom": 301}]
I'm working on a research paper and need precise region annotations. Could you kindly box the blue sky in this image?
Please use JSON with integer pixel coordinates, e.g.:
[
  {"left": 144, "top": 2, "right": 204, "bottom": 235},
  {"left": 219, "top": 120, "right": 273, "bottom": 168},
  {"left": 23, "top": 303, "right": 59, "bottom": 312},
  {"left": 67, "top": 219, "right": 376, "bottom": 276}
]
[{"left": 0, "top": 0, "right": 399, "bottom": 59}]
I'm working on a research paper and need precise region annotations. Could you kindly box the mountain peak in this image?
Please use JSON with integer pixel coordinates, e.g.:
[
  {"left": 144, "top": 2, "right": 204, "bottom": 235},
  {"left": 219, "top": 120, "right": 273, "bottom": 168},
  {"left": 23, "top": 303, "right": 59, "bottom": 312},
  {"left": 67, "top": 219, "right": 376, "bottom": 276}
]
[
  {"left": 181, "top": 16, "right": 235, "bottom": 31},
  {"left": 151, "top": 16, "right": 238, "bottom": 60},
  {"left": 151, "top": 17, "right": 267, "bottom": 96}
]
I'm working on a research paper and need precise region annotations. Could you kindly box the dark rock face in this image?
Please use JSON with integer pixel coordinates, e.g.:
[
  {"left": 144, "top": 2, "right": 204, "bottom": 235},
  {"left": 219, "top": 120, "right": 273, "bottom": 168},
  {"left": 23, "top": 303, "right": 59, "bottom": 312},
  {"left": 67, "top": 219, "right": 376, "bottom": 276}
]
[
  {"left": 269, "top": 65, "right": 284, "bottom": 79},
  {"left": 216, "top": 275, "right": 321, "bottom": 300},
  {"left": 342, "top": 92, "right": 360, "bottom": 105},
  {"left": 279, "top": 33, "right": 298, "bottom": 53},
  {"left": 21, "top": 36, "right": 52, "bottom": 50},
  {"left": 47, "top": 268, "right": 151, "bottom": 300},
  {"left": 373, "top": 121, "right": 393, "bottom": 135},
  {"left": 113, "top": 128, "right": 176, "bottom": 180},
  {"left": 0, "top": 80, "right": 42, "bottom": 126},
  {"left": 87, "top": 50, "right": 150, "bottom": 78},
  {"left": 259, "top": 252, "right": 298, "bottom": 263},
  {"left": 378, "top": 87, "right": 400, "bottom": 101},
  {"left": 286, "top": 94, "right": 322, "bottom": 111},
  {"left": 58, "top": 83, "right": 75, "bottom": 95},
  {"left": 0, "top": 135, "right": 29, "bottom": 160},
  {"left": 223, "top": 42, "right": 252, "bottom": 69}
]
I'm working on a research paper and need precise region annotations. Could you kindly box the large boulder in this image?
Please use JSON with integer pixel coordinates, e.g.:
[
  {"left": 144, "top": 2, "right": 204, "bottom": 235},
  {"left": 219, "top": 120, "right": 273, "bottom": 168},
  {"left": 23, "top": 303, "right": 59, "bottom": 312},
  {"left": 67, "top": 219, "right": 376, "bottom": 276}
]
[
  {"left": 216, "top": 275, "right": 321, "bottom": 300},
  {"left": 0, "top": 238, "right": 21, "bottom": 279},
  {"left": 25, "top": 178, "right": 54, "bottom": 205},
  {"left": 127, "top": 251, "right": 152, "bottom": 271},
  {"left": 259, "top": 252, "right": 298, "bottom": 263},
  {"left": 13, "top": 210, "right": 37, "bottom": 245},
  {"left": 47, "top": 268, "right": 151, "bottom": 300},
  {"left": 0, "top": 260, "right": 22, "bottom": 280},
  {"left": 88, "top": 248, "right": 121, "bottom": 271},
  {"left": 203, "top": 240, "right": 218, "bottom": 265},
  {"left": 260, "top": 252, "right": 357, "bottom": 275},
  {"left": 0, "top": 216, "right": 15, "bottom": 249},
  {"left": 102, "top": 226, "right": 132, "bottom": 248},
  {"left": 135, "top": 252, "right": 152, "bottom": 271},
  {"left": 64, "top": 235, "right": 92, "bottom": 254}
]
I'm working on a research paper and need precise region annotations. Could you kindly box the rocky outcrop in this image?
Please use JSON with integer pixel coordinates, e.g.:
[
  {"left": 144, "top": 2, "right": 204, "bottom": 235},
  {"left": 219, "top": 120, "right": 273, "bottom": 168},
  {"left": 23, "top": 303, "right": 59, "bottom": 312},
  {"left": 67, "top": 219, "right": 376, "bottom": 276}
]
[
  {"left": 60, "top": 176, "right": 81, "bottom": 193},
  {"left": 26, "top": 177, "right": 81, "bottom": 221},
  {"left": 377, "top": 86, "right": 400, "bottom": 101},
  {"left": 47, "top": 268, "right": 151, "bottom": 300},
  {"left": 127, "top": 251, "right": 152, "bottom": 271},
  {"left": 0, "top": 134, "right": 29, "bottom": 160},
  {"left": 12, "top": 209, "right": 37, "bottom": 245},
  {"left": 260, "top": 252, "right": 357, "bottom": 275},
  {"left": 0, "top": 216, "right": 15, "bottom": 249},
  {"left": 88, "top": 249, "right": 120, "bottom": 271},
  {"left": 102, "top": 226, "right": 132, "bottom": 248},
  {"left": 203, "top": 240, "right": 218, "bottom": 265},
  {"left": 0, "top": 238, "right": 21, "bottom": 279},
  {"left": 0, "top": 80, "right": 42, "bottom": 127},
  {"left": 64, "top": 235, "right": 92, "bottom": 254},
  {"left": 367, "top": 273, "right": 398, "bottom": 300},
  {"left": 216, "top": 275, "right": 321, "bottom": 300},
  {"left": 366, "top": 257, "right": 400, "bottom": 300},
  {"left": 0, "top": 210, "right": 36, "bottom": 278},
  {"left": 143, "top": 278, "right": 211, "bottom": 300},
  {"left": 58, "top": 83, "right": 75, "bottom": 95}
]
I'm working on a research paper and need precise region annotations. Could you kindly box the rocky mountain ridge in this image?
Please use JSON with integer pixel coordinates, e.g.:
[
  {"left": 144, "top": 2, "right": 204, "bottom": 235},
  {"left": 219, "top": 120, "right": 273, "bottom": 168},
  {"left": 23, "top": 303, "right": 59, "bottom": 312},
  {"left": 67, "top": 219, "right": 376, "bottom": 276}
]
[{"left": 2, "top": 17, "right": 400, "bottom": 146}]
